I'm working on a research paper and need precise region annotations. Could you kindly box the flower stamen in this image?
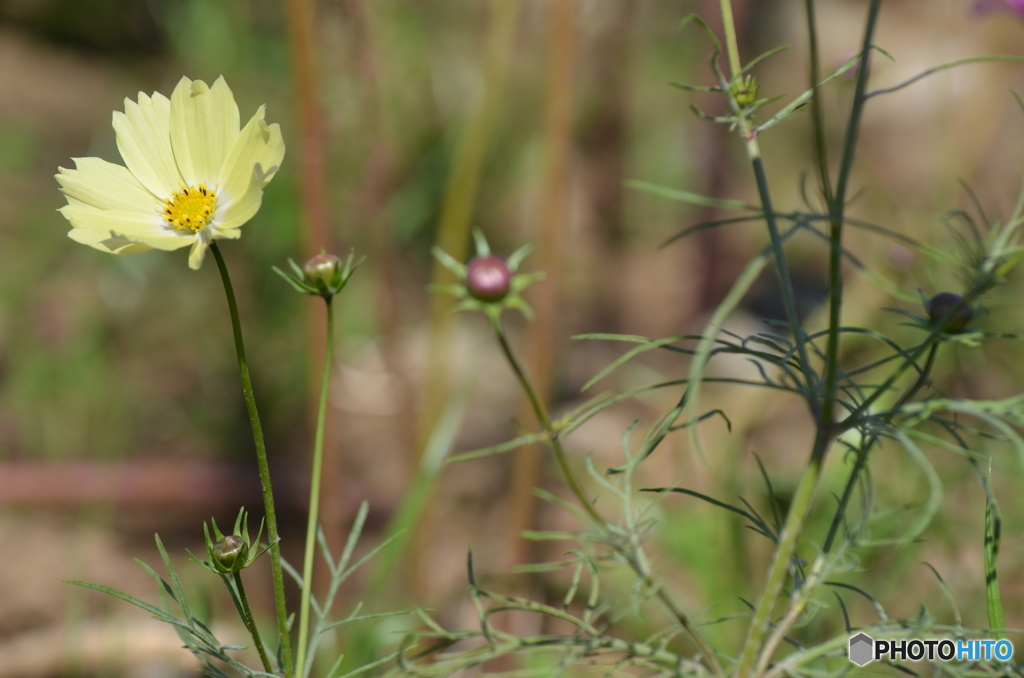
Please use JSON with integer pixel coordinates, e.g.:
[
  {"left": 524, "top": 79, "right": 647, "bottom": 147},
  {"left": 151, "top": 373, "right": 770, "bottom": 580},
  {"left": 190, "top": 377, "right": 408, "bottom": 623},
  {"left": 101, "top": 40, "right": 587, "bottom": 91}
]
[{"left": 163, "top": 184, "right": 218, "bottom": 232}]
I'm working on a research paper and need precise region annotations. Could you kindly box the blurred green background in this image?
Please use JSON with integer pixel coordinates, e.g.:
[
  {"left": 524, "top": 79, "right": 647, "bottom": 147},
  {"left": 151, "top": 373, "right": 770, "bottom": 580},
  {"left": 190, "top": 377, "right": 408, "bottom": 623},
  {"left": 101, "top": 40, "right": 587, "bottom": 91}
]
[{"left": 2, "top": 0, "right": 1024, "bottom": 675}]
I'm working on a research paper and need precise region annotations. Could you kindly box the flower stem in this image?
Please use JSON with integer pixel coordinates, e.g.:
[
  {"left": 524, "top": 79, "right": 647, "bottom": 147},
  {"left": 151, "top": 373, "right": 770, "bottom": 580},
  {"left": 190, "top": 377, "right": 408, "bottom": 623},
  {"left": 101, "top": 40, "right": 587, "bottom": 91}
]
[
  {"left": 737, "top": 431, "right": 830, "bottom": 678},
  {"left": 295, "top": 296, "right": 335, "bottom": 678},
  {"left": 718, "top": 0, "right": 742, "bottom": 79},
  {"left": 211, "top": 242, "right": 293, "bottom": 677},
  {"left": 731, "top": 2, "right": 882, "bottom": 674},
  {"left": 818, "top": 0, "right": 882, "bottom": 439},
  {"left": 823, "top": 343, "right": 940, "bottom": 554},
  {"left": 489, "top": 316, "right": 722, "bottom": 675},
  {"left": 715, "top": 0, "right": 815, "bottom": 398},
  {"left": 233, "top": 571, "right": 273, "bottom": 673},
  {"left": 489, "top": 316, "right": 599, "bottom": 524},
  {"left": 749, "top": 155, "right": 815, "bottom": 397}
]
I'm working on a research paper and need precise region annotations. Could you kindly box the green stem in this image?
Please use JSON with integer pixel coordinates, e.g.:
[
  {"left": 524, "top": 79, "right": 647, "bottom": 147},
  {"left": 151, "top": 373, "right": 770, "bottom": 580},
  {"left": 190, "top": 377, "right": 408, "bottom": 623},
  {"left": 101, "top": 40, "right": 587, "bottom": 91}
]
[
  {"left": 818, "top": 0, "right": 882, "bottom": 435},
  {"left": 295, "top": 296, "right": 335, "bottom": 678},
  {"left": 490, "top": 316, "right": 599, "bottom": 524},
  {"left": 823, "top": 343, "right": 939, "bottom": 554},
  {"left": 211, "top": 242, "right": 293, "bottom": 677},
  {"left": 718, "top": 0, "right": 742, "bottom": 79},
  {"left": 488, "top": 316, "right": 723, "bottom": 676},
  {"left": 831, "top": 0, "right": 881, "bottom": 210},
  {"left": 234, "top": 571, "right": 273, "bottom": 673},
  {"left": 716, "top": 2, "right": 814, "bottom": 399},
  {"left": 737, "top": 430, "right": 830, "bottom": 678},
  {"left": 735, "top": 4, "right": 882, "bottom": 674},
  {"left": 804, "top": 0, "right": 831, "bottom": 201},
  {"left": 624, "top": 551, "right": 725, "bottom": 676},
  {"left": 759, "top": 334, "right": 928, "bottom": 677},
  {"left": 887, "top": 342, "right": 940, "bottom": 415},
  {"left": 822, "top": 447, "right": 869, "bottom": 556},
  {"left": 750, "top": 156, "right": 816, "bottom": 397},
  {"left": 745, "top": 332, "right": 921, "bottom": 676},
  {"left": 841, "top": 322, "right": 954, "bottom": 430}
]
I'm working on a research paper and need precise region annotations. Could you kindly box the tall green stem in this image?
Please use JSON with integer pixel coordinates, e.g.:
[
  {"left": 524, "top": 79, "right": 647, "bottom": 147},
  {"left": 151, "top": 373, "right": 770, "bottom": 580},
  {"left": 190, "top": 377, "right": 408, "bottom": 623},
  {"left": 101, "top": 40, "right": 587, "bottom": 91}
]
[
  {"left": 716, "top": 2, "right": 815, "bottom": 398},
  {"left": 296, "top": 296, "right": 335, "bottom": 678},
  {"left": 211, "top": 242, "right": 293, "bottom": 677},
  {"left": 488, "top": 316, "right": 723, "bottom": 676},
  {"left": 755, "top": 342, "right": 936, "bottom": 675},
  {"left": 819, "top": 0, "right": 882, "bottom": 436},
  {"left": 717, "top": 0, "right": 821, "bottom": 671},
  {"left": 737, "top": 431, "right": 830, "bottom": 678},
  {"left": 717, "top": 0, "right": 742, "bottom": 78},
  {"left": 750, "top": 157, "right": 815, "bottom": 396},
  {"left": 490, "top": 316, "right": 599, "bottom": 525},
  {"left": 804, "top": 0, "right": 831, "bottom": 201},
  {"left": 233, "top": 571, "right": 273, "bottom": 673},
  {"left": 732, "top": 1, "right": 882, "bottom": 674}
]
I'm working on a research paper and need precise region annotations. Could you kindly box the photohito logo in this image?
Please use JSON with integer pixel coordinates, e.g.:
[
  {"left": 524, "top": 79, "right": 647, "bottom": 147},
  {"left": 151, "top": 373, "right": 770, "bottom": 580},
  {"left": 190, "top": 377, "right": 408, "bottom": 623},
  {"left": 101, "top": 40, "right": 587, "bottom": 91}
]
[{"left": 848, "top": 632, "right": 1014, "bottom": 666}]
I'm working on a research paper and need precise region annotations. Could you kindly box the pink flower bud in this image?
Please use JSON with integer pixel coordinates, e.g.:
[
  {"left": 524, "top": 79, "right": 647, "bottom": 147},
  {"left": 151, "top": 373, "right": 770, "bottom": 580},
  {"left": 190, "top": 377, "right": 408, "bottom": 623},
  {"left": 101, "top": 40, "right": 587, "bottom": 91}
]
[{"left": 466, "top": 255, "right": 512, "bottom": 302}]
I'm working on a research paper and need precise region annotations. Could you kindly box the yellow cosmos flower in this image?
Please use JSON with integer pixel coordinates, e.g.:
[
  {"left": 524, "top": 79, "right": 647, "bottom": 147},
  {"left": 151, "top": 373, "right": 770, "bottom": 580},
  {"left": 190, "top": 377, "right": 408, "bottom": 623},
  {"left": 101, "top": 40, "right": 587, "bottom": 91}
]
[{"left": 56, "top": 76, "right": 285, "bottom": 270}]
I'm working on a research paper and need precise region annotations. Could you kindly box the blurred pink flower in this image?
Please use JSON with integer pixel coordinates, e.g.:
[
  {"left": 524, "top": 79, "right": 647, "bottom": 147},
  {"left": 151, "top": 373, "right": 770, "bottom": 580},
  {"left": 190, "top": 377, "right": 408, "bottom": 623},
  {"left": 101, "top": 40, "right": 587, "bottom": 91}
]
[{"left": 973, "top": 0, "right": 1024, "bottom": 16}]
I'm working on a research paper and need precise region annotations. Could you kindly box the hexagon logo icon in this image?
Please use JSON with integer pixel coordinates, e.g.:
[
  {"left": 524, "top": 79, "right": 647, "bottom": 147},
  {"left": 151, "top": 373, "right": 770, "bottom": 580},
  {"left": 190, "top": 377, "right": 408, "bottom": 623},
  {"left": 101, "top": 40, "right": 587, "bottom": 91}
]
[{"left": 849, "top": 632, "right": 874, "bottom": 666}]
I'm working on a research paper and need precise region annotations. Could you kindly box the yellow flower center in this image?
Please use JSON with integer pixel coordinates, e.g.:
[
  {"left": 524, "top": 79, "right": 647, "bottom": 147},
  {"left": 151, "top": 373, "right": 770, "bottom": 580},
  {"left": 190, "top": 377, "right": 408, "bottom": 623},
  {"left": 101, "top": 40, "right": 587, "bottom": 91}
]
[{"left": 163, "top": 184, "right": 217, "bottom": 232}]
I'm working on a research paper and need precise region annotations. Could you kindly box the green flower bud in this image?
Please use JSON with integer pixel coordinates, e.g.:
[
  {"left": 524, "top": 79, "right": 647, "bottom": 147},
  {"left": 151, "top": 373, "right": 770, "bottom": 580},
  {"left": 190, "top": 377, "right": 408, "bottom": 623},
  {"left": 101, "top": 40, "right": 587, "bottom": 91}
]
[
  {"left": 274, "top": 250, "right": 362, "bottom": 299},
  {"left": 732, "top": 74, "right": 758, "bottom": 108},
  {"left": 466, "top": 255, "right": 512, "bottom": 302},
  {"left": 213, "top": 535, "right": 249, "bottom": 572},
  {"left": 927, "top": 292, "right": 973, "bottom": 333},
  {"left": 303, "top": 253, "right": 342, "bottom": 295}
]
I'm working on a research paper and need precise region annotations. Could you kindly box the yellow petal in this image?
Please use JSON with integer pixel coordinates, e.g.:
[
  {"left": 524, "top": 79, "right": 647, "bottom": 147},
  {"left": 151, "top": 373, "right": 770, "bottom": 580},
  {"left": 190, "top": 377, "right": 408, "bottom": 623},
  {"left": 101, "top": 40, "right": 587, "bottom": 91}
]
[
  {"left": 216, "top": 169, "right": 264, "bottom": 232},
  {"left": 56, "top": 157, "right": 157, "bottom": 212},
  {"left": 219, "top": 106, "right": 285, "bottom": 198},
  {"left": 170, "top": 76, "right": 240, "bottom": 187},
  {"left": 192, "top": 227, "right": 242, "bottom": 271},
  {"left": 61, "top": 204, "right": 192, "bottom": 252},
  {"left": 113, "top": 92, "right": 181, "bottom": 198},
  {"left": 256, "top": 129, "right": 284, "bottom": 188},
  {"left": 188, "top": 231, "right": 214, "bottom": 269},
  {"left": 69, "top": 227, "right": 153, "bottom": 254}
]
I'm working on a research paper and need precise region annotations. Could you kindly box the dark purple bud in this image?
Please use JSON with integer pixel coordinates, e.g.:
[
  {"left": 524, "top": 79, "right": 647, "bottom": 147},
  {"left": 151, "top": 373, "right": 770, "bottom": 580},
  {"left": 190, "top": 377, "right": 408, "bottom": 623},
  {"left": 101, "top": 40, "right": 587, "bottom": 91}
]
[
  {"left": 466, "top": 255, "right": 511, "bottom": 302},
  {"left": 927, "top": 292, "right": 973, "bottom": 333}
]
